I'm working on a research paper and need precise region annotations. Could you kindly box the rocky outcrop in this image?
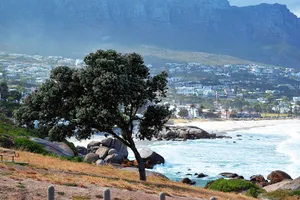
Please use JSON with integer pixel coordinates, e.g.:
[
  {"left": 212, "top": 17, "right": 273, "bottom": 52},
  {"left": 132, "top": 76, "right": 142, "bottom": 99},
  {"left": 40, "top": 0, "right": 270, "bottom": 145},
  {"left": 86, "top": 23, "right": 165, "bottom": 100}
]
[
  {"left": 267, "top": 170, "right": 292, "bottom": 184},
  {"left": 139, "top": 147, "right": 165, "bottom": 169},
  {"left": 84, "top": 137, "right": 128, "bottom": 165},
  {"left": 279, "top": 176, "right": 300, "bottom": 191},
  {"left": 181, "top": 178, "right": 196, "bottom": 185},
  {"left": 30, "top": 138, "right": 73, "bottom": 157},
  {"left": 250, "top": 175, "right": 269, "bottom": 187},
  {"left": 219, "top": 172, "right": 239, "bottom": 179},
  {"left": 76, "top": 146, "right": 88, "bottom": 157},
  {"left": 157, "top": 126, "right": 216, "bottom": 140}
]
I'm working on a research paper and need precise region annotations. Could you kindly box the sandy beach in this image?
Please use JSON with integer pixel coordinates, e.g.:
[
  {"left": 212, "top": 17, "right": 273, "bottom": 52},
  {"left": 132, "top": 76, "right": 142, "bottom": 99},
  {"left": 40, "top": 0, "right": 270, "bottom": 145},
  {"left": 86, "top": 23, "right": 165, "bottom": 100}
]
[{"left": 175, "top": 119, "right": 300, "bottom": 135}]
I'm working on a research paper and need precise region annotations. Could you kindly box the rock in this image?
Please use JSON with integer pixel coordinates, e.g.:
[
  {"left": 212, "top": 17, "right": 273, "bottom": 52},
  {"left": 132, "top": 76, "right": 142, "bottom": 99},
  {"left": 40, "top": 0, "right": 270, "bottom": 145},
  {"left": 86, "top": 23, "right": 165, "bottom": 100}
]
[
  {"left": 210, "top": 197, "right": 216, "bottom": 200},
  {"left": 30, "top": 137, "right": 73, "bottom": 157},
  {"left": 236, "top": 134, "right": 242, "bottom": 137},
  {"left": 95, "top": 147, "right": 109, "bottom": 159},
  {"left": 95, "top": 159, "right": 105, "bottom": 166},
  {"left": 87, "top": 141, "right": 101, "bottom": 149},
  {"left": 157, "top": 126, "right": 212, "bottom": 140},
  {"left": 89, "top": 146, "right": 100, "bottom": 153},
  {"left": 104, "top": 153, "right": 124, "bottom": 164},
  {"left": 250, "top": 175, "right": 266, "bottom": 182},
  {"left": 234, "top": 176, "right": 244, "bottom": 180},
  {"left": 219, "top": 172, "right": 239, "bottom": 178},
  {"left": 267, "top": 170, "right": 292, "bottom": 184},
  {"left": 139, "top": 147, "right": 165, "bottom": 169},
  {"left": 101, "top": 138, "right": 113, "bottom": 148},
  {"left": 53, "top": 142, "right": 75, "bottom": 157},
  {"left": 278, "top": 177, "right": 300, "bottom": 191},
  {"left": 181, "top": 178, "right": 196, "bottom": 185},
  {"left": 110, "top": 139, "right": 128, "bottom": 158},
  {"left": 197, "top": 173, "right": 208, "bottom": 178},
  {"left": 76, "top": 146, "right": 88, "bottom": 156},
  {"left": 84, "top": 153, "right": 99, "bottom": 163},
  {"left": 264, "top": 180, "right": 292, "bottom": 192},
  {"left": 186, "top": 173, "right": 192, "bottom": 176},
  {"left": 108, "top": 148, "right": 118, "bottom": 155}
]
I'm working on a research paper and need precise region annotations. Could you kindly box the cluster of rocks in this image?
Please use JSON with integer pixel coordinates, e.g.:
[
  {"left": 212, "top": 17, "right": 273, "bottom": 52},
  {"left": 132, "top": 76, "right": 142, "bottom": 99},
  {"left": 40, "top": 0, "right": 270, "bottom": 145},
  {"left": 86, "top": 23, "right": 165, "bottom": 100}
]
[
  {"left": 180, "top": 170, "right": 295, "bottom": 188},
  {"left": 80, "top": 138, "right": 129, "bottom": 165},
  {"left": 157, "top": 126, "right": 218, "bottom": 141},
  {"left": 76, "top": 138, "right": 165, "bottom": 169}
]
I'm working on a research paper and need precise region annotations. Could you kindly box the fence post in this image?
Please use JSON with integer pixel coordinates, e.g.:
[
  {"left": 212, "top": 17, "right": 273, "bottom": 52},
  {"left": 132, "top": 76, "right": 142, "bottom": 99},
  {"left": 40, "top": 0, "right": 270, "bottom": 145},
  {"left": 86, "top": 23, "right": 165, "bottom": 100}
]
[
  {"left": 104, "top": 189, "right": 111, "bottom": 200},
  {"left": 159, "top": 192, "right": 166, "bottom": 200},
  {"left": 48, "top": 185, "right": 55, "bottom": 200}
]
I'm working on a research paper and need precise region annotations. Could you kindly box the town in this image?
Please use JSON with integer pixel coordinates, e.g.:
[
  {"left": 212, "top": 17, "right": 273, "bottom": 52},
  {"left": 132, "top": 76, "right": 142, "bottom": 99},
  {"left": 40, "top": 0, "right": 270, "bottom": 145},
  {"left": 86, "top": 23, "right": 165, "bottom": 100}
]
[{"left": 1, "top": 52, "right": 300, "bottom": 119}]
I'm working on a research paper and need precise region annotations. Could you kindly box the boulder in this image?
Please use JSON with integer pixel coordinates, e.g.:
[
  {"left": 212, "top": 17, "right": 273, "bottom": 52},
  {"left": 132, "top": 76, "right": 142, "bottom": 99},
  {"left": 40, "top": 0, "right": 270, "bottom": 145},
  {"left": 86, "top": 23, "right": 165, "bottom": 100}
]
[
  {"left": 110, "top": 139, "right": 128, "bottom": 158},
  {"left": 101, "top": 138, "right": 114, "bottom": 147},
  {"left": 234, "top": 176, "right": 245, "bottom": 180},
  {"left": 250, "top": 175, "right": 268, "bottom": 187},
  {"left": 76, "top": 146, "right": 88, "bottom": 156},
  {"left": 95, "top": 147, "right": 109, "bottom": 159},
  {"left": 89, "top": 146, "right": 100, "bottom": 153},
  {"left": 197, "top": 173, "right": 208, "bottom": 178},
  {"left": 139, "top": 147, "right": 165, "bottom": 169},
  {"left": 108, "top": 148, "right": 118, "bottom": 155},
  {"left": 278, "top": 177, "right": 300, "bottom": 191},
  {"left": 267, "top": 170, "right": 292, "bottom": 184},
  {"left": 95, "top": 159, "right": 105, "bottom": 166},
  {"left": 87, "top": 141, "right": 101, "bottom": 149},
  {"left": 53, "top": 142, "right": 75, "bottom": 157},
  {"left": 181, "top": 178, "right": 196, "bottom": 185},
  {"left": 84, "top": 153, "right": 99, "bottom": 163},
  {"left": 219, "top": 172, "right": 239, "bottom": 178},
  {"left": 104, "top": 153, "right": 124, "bottom": 164},
  {"left": 264, "top": 180, "right": 292, "bottom": 192}
]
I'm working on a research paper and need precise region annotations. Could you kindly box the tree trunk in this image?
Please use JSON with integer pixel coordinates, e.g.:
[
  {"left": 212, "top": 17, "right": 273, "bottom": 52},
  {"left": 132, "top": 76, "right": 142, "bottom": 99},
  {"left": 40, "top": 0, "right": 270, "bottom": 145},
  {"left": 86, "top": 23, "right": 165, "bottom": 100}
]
[{"left": 130, "top": 145, "right": 146, "bottom": 181}]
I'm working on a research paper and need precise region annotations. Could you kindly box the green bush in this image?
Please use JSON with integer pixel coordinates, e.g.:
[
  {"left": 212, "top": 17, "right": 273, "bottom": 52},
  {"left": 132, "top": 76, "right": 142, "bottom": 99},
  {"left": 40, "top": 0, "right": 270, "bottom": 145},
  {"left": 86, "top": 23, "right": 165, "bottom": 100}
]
[
  {"left": 63, "top": 139, "right": 78, "bottom": 156},
  {"left": 208, "top": 179, "right": 264, "bottom": 198},
  {"left": 14, "top": 138, "right": 48, "bottom": 154},
  {"left": 290, "top": 190, "right": 300, "bottom": 196}
]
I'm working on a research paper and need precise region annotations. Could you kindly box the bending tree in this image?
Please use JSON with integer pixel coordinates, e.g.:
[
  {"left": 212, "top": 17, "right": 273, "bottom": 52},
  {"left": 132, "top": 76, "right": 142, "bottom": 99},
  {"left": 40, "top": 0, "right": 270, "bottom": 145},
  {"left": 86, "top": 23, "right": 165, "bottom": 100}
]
[{"left": 15, "top": 50, "right": 171, "bottom": 181}]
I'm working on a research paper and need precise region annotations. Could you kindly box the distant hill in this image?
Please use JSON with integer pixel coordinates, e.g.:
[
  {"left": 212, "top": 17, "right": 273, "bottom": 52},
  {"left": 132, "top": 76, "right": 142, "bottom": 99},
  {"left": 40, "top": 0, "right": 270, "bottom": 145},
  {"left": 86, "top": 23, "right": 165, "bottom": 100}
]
[{"left": 0, "top": 0, "right": 300, "bottom": 68}]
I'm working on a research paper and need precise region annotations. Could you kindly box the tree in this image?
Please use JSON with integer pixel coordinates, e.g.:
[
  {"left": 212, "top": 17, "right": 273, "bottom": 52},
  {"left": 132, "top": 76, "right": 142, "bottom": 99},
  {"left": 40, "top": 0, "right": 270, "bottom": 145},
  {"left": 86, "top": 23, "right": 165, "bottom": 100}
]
[
  {"left": 8, "top": 90, "right": 22, "bottom": 103},
  {"left": 178, "top": 108, "right": 189, "bottom": 118},
  {"left": 0, "top": 82, "right": 8, "bottom": 101},
  {"left": 15, "top": 50, "right": 171, "bottom": 181},
  {"left": 198, "top": 104, "right": 204, "bottom": 115}
]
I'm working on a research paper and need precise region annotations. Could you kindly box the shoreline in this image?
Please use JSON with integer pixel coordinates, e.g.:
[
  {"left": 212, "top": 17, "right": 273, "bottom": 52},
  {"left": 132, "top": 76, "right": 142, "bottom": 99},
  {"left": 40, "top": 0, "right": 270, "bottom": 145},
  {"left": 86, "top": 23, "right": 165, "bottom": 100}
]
[{"left": 174, "top": 119, "right": 300, "bottom": 135}]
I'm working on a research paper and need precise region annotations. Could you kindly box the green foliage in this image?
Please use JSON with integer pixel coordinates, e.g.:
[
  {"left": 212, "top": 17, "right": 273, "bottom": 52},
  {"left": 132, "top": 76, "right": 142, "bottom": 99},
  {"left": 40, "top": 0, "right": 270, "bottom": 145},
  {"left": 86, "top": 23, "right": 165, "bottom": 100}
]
[
  {"left": 178, "top": 108, "right": 189, "bottom": 118},
  {"left": 0, "top": 120, "right": 38, "bottom": 138},
  {"left": 63, "top": 139, "right": 78, "bottom": 156},
  {"left": 14, "top": 137, "right": 48, "bottom": 154},
  {"left": 208, "top": 179, "right": 264, "bottom": 198}
]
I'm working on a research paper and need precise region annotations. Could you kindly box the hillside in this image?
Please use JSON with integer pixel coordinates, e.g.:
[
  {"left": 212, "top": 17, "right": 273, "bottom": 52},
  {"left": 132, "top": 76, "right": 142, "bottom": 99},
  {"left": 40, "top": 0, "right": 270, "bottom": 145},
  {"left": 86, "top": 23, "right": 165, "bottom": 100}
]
[
  {"left": 0, "top": 0, "right": 300, "bottom": 68},
  {"left": 0, "top": 151, "right": 255, "bottom": 200}
]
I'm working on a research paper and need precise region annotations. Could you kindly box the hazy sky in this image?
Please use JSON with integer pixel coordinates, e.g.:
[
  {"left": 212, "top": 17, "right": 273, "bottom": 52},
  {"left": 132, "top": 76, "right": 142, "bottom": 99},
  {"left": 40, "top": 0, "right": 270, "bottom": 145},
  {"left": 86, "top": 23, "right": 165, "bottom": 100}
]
[{"left": 229, "top": 0, "right": 300, "bottom": 17}]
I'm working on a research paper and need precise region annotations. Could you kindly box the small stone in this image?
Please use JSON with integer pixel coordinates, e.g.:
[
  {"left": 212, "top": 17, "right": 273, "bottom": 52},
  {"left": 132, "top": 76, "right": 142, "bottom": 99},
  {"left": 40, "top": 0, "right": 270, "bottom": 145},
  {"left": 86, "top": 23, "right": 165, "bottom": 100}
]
[{"left": 210, "top": 197, "right": 216, "bottom": 200}]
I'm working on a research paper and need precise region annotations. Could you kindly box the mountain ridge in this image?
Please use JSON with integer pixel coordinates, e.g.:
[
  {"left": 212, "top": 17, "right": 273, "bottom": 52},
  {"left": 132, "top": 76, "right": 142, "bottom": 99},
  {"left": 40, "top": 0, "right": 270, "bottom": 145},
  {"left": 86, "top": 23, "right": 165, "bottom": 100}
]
[{"left": 0, "top": 0, "right": 299, "bottom": 68}]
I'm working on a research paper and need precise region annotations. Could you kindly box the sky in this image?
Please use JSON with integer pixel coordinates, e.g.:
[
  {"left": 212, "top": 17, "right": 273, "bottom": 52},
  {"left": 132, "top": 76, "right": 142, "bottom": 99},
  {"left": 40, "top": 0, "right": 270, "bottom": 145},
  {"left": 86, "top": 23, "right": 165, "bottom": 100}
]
[{"left": 229, "top": 0, "right": 300, "bottom": 17}]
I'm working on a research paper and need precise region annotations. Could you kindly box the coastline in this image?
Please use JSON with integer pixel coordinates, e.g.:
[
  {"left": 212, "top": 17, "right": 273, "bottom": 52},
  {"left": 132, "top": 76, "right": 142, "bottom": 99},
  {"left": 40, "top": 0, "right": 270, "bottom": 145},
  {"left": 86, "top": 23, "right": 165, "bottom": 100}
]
[{"left": 174, "top": 119, "right": 300, "bottom": 135}]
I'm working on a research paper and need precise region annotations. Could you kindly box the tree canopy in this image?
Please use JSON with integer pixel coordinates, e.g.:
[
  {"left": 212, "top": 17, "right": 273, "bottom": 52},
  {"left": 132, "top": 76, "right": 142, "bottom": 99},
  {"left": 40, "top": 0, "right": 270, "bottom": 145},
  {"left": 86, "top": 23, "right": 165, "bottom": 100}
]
[{"left": 16, "top": 49, "right": 171, "bottom": 181}]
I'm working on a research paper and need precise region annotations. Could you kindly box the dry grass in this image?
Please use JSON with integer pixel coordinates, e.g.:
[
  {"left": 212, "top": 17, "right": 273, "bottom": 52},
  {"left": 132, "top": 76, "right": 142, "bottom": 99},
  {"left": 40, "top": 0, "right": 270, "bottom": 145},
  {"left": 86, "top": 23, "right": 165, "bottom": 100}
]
[{"left": 0, "top": 151, "right": 256, "bottom": 200}]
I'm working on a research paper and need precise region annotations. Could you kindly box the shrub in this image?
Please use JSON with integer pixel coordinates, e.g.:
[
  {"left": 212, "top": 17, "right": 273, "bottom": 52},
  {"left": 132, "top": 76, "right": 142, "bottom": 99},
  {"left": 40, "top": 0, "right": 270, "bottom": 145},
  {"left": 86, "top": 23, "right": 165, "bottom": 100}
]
[
  {"left": 14, "top": 138, "right": 48, "bottom": 154},
  {"left": 263, "top": 190, "right": 300, "bottom": 200},
  {"left": 63, "top": 139, "right": 78, "bottom": 156},
  {"left": 208, "top": 178, "right": 264, "bottom": 198}
]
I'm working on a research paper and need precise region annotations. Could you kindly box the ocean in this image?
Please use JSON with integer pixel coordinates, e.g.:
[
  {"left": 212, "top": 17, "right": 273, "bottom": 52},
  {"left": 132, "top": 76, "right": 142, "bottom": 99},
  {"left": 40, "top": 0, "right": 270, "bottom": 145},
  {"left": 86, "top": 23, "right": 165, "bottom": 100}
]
[{"left": 71, "top": 122, "right": 300, "bottom": 187}]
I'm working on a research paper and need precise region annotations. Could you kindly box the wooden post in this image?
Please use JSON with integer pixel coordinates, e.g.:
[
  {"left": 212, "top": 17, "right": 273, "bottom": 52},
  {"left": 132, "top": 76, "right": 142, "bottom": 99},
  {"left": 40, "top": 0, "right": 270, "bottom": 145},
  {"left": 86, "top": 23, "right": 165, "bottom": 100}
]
[
  {"left": 159, "top": 192, "right": 166, "bottom": 200},
  {"left": 104, "top": 189, "right": 110, "bottom": 200},
  {"left": 48, "top": 185, "right": 55, "bottom": 200}
]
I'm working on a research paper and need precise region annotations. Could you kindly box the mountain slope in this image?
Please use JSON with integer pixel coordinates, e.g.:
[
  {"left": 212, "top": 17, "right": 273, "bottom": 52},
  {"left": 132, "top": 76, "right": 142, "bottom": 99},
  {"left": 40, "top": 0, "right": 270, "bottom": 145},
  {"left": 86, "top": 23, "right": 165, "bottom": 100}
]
[{"left": 0, "top": 0, "right": 299, "bottom": 68}]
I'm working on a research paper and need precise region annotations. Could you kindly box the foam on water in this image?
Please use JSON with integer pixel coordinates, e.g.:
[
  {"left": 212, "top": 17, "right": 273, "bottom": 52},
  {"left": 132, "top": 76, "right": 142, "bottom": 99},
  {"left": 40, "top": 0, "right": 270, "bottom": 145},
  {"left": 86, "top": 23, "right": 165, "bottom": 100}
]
[{"left": 130, "top": 122, "right": 300, "bottom": 186}]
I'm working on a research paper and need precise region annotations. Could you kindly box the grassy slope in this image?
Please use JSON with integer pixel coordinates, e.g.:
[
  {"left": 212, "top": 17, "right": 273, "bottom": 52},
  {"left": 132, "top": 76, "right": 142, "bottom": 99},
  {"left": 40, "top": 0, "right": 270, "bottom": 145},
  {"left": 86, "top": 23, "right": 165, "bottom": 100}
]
[{"left": 0, "top": 151, "right": 256, "bottom": 200}]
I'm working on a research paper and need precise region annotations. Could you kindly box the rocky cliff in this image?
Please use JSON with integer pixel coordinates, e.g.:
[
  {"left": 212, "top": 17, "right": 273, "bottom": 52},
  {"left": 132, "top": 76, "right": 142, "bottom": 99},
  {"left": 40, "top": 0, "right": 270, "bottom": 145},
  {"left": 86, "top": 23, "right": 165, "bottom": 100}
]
[{"left": 0, "top": 0, "right": 300, "bottom": 68}]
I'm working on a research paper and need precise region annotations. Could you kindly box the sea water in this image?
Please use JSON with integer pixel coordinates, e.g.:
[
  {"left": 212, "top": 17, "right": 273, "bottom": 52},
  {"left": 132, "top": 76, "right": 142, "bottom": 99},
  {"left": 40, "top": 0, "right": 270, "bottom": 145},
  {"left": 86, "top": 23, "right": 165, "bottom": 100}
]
[
  {"left": 71, "top": 122, "right": 300, "bottom": 187},
  {"left": 129, "top": 122, "right": 300, "bottom": 187}
]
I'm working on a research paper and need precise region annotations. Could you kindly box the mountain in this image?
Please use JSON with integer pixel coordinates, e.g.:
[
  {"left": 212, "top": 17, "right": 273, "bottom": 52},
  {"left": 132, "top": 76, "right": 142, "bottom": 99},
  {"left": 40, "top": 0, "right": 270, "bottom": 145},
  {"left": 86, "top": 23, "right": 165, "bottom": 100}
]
[{"left": 0, "top": 0, "right": 300, "bottom": 68}]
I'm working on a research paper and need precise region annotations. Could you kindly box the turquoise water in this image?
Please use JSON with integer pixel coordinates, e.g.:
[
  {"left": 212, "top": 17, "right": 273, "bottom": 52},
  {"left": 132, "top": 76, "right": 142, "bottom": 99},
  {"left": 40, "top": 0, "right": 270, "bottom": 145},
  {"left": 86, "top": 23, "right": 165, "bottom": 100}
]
[{"left": 130, "top": 123, "right": 300, "bottom": 187}]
